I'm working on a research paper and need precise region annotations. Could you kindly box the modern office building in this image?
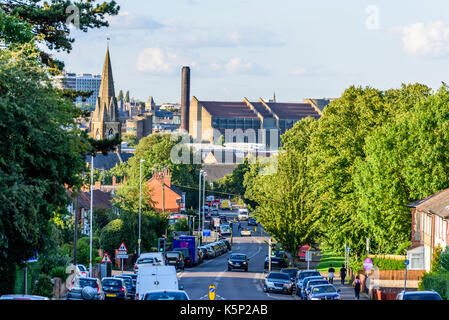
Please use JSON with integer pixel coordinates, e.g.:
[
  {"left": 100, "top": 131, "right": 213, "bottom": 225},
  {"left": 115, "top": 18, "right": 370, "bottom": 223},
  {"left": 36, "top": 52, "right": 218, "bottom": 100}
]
[{"left": 54, "top": 72, "right": 102, "bottom": 107}]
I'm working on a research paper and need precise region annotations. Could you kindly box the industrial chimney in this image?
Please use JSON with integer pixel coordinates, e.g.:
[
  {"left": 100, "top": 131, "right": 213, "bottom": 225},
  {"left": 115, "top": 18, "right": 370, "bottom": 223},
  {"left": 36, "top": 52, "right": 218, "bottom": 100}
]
[{"left": 180, "top": 66, "right": 190, "bottom": 132}]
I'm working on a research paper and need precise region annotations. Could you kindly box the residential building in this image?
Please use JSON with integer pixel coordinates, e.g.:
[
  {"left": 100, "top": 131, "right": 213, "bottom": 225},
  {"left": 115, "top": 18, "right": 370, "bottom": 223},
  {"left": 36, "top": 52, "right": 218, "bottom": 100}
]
[
  {"left": 407, "top": 188, "right": 449, "bottom": 271},
  {"left": 146, "top": 169, "right": 184, "bottom": 213}
]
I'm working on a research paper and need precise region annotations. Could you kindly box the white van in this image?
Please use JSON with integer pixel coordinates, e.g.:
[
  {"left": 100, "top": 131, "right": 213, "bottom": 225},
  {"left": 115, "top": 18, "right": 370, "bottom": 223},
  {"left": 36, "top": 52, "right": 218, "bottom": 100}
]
[
  {"left": 238, "top": 208, "right": 249, "bottom": 221},
  {"left": 135, "top": 265, "right": 182, "bottom": 300},
  {"left": 134, "top": 252, "right": 165, "bottom": 272}
]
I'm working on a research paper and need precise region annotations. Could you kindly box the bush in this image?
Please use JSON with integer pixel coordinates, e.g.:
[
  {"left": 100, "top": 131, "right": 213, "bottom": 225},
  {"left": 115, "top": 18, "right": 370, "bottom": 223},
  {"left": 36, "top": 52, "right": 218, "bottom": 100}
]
[
  {"left": 50, "top": 266, "right": 68, "bottom": 282},
  {"left": 419, "top": 271, "right": 449, "bottom": 300},
  {"left": 32, "top": 274, "right": 53, "bottom": 298},
  {"left": 372, "top": 257, "right": 406, "bottom": 270}
]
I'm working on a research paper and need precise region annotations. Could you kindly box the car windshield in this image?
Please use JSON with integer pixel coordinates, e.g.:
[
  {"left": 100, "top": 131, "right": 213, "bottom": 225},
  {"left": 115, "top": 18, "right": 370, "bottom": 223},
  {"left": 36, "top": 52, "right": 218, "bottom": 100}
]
[
  {"left": 268, "top": 273, "right": 290, "bottom": 280},
  {"left": 166, "top": 252, "right": 180, "bottom": 258},
  {"left": 298, "top": 271, "right": 321, "bottom": 280},
  {"left": 102, "top": 279, "right": 122, "bottom": 287},
  {"left": 312, "top": 286, "right": 336, "bottom": 294},
  {"left": 281, "top": 269, "right": 298, "bottom": 277},
  {"left": 230, "top": 255, "right": 246, "bottom": 260},
  {"left": 116, "top": 277, "right": 132, "bottom": 286},
  {"left": 403, "top": 293, "right": 441, "bottom": 300},
  {"left": 79, "top": 279, "right": 96, "bottom": 288},
  {"left": 138, "top": 257, "right": 155, "bottom": 264},
  {"left": 144, "top": 292, "right": 188, "bottom": 300},
  {"left": 77, "top": 265, "right": 87, "bottom": 271},
  {"left": 308, "top": 280, "right": 328, "bottom": 288},
  {"left": 175, "top": 249, "right": 190, "bottom": 257}
]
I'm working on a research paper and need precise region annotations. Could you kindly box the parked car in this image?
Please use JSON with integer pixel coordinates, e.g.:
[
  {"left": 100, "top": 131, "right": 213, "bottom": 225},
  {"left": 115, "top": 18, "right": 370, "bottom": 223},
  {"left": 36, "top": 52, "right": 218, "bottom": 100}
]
[
  {"left": 134, "top": 252, "right": 165, "bottom": 272},
  {"left": 142, "top": 290, "right": 190, "bottom": 300},
  {"left": 304, "top": 279, "right": 329, "bottom": 300},
  {"left": 101, "top": 277, "right": 128, "bottom": 300},
  {"left": 165, "top": 251, "right": 185, "bottom": 270},
  {"left": 0, "top": 294, "right": 49, "bottom": 300},
  {"left": 299, "top": 276, "right": 325, "bottom": 299},
  {"left": 210, "top": 243, "right": 223, "bottom": 256},
  {"left": 264, "top": 251, "right": 289, "bottom": 270},
  {"left": 396, "top": 290, "right": 442, "bottom": 300},
  {"left": 172, "top": 248, "right": 194, "bottom": 267},
  {"left": 203, "top": 245, "right": 217, "bottom": 258},
  {"left": 280, "top": 268, "right": 299, "bottom": 291},
  {"left": 248, "top": 217, "right": 257, "bottom": 226},
  {"left": 76, "top": 264, "right": 88, "bottom": 277},
  {"left": 67, "top": 277, "right": 104, "bottom": 300},
  {"left": 217, "top": 241, "right": 228, "bottom": 253},
  {"left": 240, "top": 227, "right": 252, "bottom": 237},
  {"left": 296, "top": 270, "right": 322, "bottom": 295},
  {"left": 263, "top": 272, "right": 293, "bottom": 294},
  {"left": 228, "top": 253, "right": 249, "bottom": 271},
  {"left": 128, "top": 273, "right": 137, "bottom": 290},
  {"left": 114, "top": 274, "right": 135, "bottom": 299},
  {"left": 308, "top": 284, "right": 342, "bottom": 300},
  {"left": 220, "top": 239, "right": 232, "bottom": 251},
  {"left": 198, "top": 247, "right": 210, "bottom": 260}
]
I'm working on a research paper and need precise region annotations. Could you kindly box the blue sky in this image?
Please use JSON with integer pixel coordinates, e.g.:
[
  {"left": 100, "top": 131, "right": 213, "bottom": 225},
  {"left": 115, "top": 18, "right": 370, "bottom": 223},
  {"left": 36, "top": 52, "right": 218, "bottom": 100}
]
[{"left": 54, "top": 0, "right": 449, "bottom": 104}]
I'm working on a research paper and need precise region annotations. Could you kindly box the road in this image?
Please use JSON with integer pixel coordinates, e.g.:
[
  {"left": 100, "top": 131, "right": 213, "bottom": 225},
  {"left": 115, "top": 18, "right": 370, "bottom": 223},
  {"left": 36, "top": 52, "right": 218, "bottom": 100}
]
[{"left": 177, "top": 210, "right": 300, "bottom": 300}]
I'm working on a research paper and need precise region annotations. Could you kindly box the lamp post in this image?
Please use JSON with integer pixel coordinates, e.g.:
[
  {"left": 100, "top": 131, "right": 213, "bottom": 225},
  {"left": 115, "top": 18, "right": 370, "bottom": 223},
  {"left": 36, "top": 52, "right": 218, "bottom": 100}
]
[
  {"left": 202, "top": 171, "right": 207, "bottom": 242},
  {"left": 198, "top": 170, "right": 204, "bottom": 245},
  {"left": 138, "top": 159, "right": 146, "bottom": 257},
  {"left": 89, "top": 155, "right": 94, "bottom": 277}
]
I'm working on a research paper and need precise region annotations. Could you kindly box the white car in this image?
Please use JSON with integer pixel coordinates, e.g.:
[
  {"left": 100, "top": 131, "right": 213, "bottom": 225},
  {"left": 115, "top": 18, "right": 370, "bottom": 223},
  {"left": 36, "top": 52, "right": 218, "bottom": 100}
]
[
  {"left": 220, "top": 224, "right": 231, "bottom": 235},
  {"left": 76, "top": 264, "right": 88, "bottom": 277},
  {"left": 238, "top": 208, "right": 249, "bottom": 221},
  {"left": 240, "top": 228, "right": 251, "bottom": 236},
  {"left": 142, "top": 290, "right": 190, "bottom": 300},
  {"left": 134, "top": 252, "right": 165, "bottom": 272}
]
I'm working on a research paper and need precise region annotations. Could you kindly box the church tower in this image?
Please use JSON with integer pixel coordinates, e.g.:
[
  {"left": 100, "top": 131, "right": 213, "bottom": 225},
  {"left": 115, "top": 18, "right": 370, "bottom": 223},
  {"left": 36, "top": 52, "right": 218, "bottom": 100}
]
[{"left": 90, "top": 45, "right": 121, "bottom": 151}]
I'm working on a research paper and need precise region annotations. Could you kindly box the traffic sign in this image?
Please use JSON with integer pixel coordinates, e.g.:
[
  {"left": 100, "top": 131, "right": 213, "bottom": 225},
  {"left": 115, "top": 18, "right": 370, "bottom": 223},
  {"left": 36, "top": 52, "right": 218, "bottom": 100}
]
[
  {"left": 203, "top": 230, "right": 211, "bottom": 237},
  {"left": 118, "top": 242, "right": 128, "bottom": 253},
  {"left": 209, "top": 285, "right": 216, "bottom": 300},
  {"left": 363, "top": 258, "right": 373, "bottom": 271},
  {"left": 101, "top": 253, "right": 112, "bottom": 263},
  {"left": 346, "top": 247, "right": 351, "bottom": 252},
  {"left": 404, "top": 259, "right": 409, "bottom": 266},
  {"left": 27, "top": 251, "right": 38, "bottom": 263},
  {"left": 116, "top": 253, "right": 128, "bottom": 259}
]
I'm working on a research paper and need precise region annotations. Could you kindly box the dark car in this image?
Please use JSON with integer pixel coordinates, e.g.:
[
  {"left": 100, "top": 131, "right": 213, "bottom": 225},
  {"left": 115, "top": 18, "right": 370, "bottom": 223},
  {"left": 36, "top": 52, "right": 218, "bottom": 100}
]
[
  {"left": 396, "top": 291, "right": 442, "bottom": 300},
  {"left": 143, "top": 290, "right": 190, "bottom": 300},
  {"left": 228, "top": 253, "right": 249, "bottom": 271},
  {"left": 280, "top": 268, "right": 299, "bottom": 290},
  {"left": 165, "top": 251, "right": 185, "bottom": 270},
  {"left": 263, "top": 272, "right": 293, "bottom": 294},
  {"left": 248, "top": 218, "right": 257, "bottom": 226},
  {"left": 308, "top": 284, "right": 341, "bottom": 300},
  {"left": 220, "top": 239, "right": 232, "bottom": 251},
  {"left": 304, "top": 279, "right": 329, "bottom": 300},
  {"left": 128, "top": 273, "right": 137, "bottom": 289},
  {"left": 101, "top": 277, "right": 127, "bottom": 300},
  {"left": 299, "top": 276, "right": 325, "bottom": 299},
  {"left": 173, "top": 248, "right": 194, "bottom": 267},
  {"left": 114, "top": 275, "right": 135, "bottom": 299},
  {"left": 296, "top": 270, "right": 322, "bottom": 295},
  {"left": 198, "top": 247, "right": 209, "bottom": 260},
  {"left": 264, "top": 252, "right": 288, "bottom": 270},
  {"left": 67, "top": 277, "right": 104, "bottom": 300}
]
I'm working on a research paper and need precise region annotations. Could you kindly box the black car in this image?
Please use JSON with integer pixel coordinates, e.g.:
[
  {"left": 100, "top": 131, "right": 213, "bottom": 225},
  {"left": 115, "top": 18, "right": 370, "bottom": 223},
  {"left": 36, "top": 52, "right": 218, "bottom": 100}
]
[
  {"left": 228, "top": 253, "right": 249, "bottom": 271},
  {"left": 280, "top": 268, "right": 299, "bottom": 290},
  {"left": 263, "top": 272, "right": 293, "bottom": 294},
  {"left": 165, "top": 251, "right": 185, "bottom": 270},
  {"left": 114, "top": 275, "right": 135, "bottom": 299},
  {"left": 67, "top": 277, "right": 104, "bottom": 300},
  {"left": 220, "top": 239, "right": 232, "bottom": 251},
  {"left": 173, "top": 248, "right": 194, "bottom": 267},
  {"left": 264, "top": 252, "right": 288, "bottom": 270},
  {"left": 101, "top": 277, "right": 127, "bottom": 300},
  {"left": 248, "top": 218, "right": 257, "bottom": 226}
]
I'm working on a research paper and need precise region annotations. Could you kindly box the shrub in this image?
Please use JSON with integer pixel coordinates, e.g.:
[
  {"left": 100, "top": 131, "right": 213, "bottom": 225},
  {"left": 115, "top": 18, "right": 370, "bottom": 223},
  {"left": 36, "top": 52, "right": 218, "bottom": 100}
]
[
  {"left": 50, "top": 266, "right": 68, "bottom": 282},
  {"left": 441, "top": 247, "right": 449, "bottom": 272},
  {"left": 419, "top": 271, "right": 449, "bottom": 300},
  {"left": 32, "top": 274, "right": 53, "bottom": 298},
  {"left": 372, "top": 257, "right": 406, "bottom": 270}
]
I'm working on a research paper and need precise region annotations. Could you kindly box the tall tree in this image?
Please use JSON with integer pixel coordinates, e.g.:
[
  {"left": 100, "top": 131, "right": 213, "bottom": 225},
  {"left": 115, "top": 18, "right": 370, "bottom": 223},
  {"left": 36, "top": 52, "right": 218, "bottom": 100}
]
[
  {"left": 117, "top": 89, "right": 123, "bottom": 102},
  {"left": 125, "top": 90, "right": 130, "bottom": 103}
]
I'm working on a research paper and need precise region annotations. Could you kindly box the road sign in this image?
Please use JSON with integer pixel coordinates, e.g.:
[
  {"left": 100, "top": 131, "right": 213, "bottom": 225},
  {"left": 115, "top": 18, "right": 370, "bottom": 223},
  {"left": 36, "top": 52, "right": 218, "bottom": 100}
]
[
  {"left": 116, "top": 252, "right": 128, "bottom": 259},
  {"left": 209, "top": 285, "right": 216, "bottom": 300},
  {"left": 101, "top": 253, "right": 112, "bottom": 263},
  {"left": 27, "top": 251, "right": 38, "bottom": 263},
  {"left": 118, "top": 242, "right": 127, "bottom": 253},
  {"left": 203, "top": 230, "right": 211, "bottom": 237},
  {"left": 363, "top": 258, "right": 373, "bottom": 271},
  {"left": 305, "top": 251, "right": 312, "bottom": 262},
  {"left": 346, "top": 247, "right": 350, "bottom": 252},
  {"left": 404, "top": 259, "right": 409, "bottom": 266}
]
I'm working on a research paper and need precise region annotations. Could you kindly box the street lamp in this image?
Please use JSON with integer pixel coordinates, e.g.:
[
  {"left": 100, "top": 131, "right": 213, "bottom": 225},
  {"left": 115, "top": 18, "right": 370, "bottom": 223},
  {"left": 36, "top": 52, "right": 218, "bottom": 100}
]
[
  {"left": 202, "top": 171, "right": 207, "bottom": 241},
  {"left": 89, "top": 155, "right": 94, "bottom": 277},
  {"left": 138, "top": 159, "right": 146, "bottom": 257},
  {"left": 198, "top": 170, "right": 204, "bottom": 245}
]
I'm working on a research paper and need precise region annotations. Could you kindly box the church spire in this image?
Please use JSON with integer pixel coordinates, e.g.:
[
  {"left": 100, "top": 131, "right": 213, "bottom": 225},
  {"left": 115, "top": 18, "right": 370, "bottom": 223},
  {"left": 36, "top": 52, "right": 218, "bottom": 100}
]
[{"left": 98, "top": 46, "right": 115, "bottom": 100}]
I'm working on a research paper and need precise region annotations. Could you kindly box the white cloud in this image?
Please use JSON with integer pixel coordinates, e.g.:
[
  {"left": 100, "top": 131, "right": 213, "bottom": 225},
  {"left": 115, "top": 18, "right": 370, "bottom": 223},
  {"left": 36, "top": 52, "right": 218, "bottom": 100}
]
[
  {"left": 107, "top": 11, "right": 163, "bottom": 30},
  {"left": 290, "top": 67, "right": 308, "bottom": 76},
  {"left": 399, "top": 21, "right": 449, "bottom": 57},
  {"left": 136, "top": 48, "right": 193, "bottom": 75},
  {"left": 225, "top": 57, "right": 254, "bottom": 74}
]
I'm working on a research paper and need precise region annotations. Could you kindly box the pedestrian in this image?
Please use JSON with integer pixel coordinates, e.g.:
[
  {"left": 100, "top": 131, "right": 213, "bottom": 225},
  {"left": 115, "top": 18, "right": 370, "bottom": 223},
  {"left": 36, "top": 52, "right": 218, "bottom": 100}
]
[
  {"left": 353, "top": 275, "right": 361, "bottom": 300},
  {"left": 340, "top": 264, "right": 347, "bottom": 284},
  {"left": 328, "top": 264, "right": 335, "bottom": 284}
]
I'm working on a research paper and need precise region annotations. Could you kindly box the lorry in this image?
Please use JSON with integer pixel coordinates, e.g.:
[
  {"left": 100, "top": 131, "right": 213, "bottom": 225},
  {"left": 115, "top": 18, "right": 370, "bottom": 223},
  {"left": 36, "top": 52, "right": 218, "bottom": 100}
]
[
  {"left": 135, "top": 265, "right": 182, "bottom": 300},
  {"left": 172, "top": 236, "right": 200, "bottom": 267}
]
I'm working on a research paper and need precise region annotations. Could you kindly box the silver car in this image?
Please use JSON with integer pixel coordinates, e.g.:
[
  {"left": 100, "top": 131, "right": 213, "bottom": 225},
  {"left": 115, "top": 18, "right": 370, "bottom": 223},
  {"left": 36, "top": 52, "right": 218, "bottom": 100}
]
[{"left": 263, "top": 272, "right": 293, "bottom": 294}]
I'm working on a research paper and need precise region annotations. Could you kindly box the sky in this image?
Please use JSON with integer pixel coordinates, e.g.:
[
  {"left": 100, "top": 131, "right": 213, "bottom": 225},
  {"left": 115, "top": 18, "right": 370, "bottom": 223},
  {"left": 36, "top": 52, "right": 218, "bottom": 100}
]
[{"left": 54, "top": 0, "right": 449, "bottom": 104}]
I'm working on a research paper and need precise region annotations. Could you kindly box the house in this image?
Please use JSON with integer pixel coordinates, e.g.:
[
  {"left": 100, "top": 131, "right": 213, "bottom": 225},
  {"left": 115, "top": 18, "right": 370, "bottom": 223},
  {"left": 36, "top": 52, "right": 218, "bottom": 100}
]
[
  {"left": 407, "top": 188, "right": 449, "bottom": 271},
  {"left": 67, "top": 189, "right": 115, "bottom": 235},
  {"left": 146, "top": 169, "right": 184, "bottom": 213}
]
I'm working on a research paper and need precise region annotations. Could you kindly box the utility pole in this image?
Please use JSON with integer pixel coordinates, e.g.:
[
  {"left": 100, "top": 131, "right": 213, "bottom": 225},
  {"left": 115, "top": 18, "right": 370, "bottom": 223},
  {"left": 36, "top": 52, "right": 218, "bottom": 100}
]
[
  {"left": 89, "top": 155, "right": 94, "bottom": 278},
  {"left": 268, "top": 238, "right": 272, "bottom": 273},
  {"left": 73, "top": 194, "right": 79, "bottom": 265},
  {"left": 162, "top": 168, "right": 166, "bottom": 213},
  {"left": 198, "top": 170, "right": 203, "bottom": 245},
  {"left": 202, "top": 171, "right": 207, "bottom": 242},
  {"left": 138, "top": 159, "right": 145, "bottom": 257}
]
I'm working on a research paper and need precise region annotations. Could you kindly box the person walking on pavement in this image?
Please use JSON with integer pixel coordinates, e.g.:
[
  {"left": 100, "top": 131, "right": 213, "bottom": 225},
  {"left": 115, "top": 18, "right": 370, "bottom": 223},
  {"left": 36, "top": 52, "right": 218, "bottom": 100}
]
[
  {"left": 340, "top": 264, "right": 347, "bottom": 284},
  {"left": 353, "top": 275, "right": 361, "bottom": 300},
  {"left": 328, "top": 264, "right": 335, "bottom": 284}
]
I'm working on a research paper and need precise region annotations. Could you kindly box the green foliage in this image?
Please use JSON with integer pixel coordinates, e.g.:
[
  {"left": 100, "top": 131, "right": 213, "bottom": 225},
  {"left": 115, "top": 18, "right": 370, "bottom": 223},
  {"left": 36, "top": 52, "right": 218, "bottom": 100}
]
[
  {"left": 50, "top": 266, "right": 68, "bottom": 282},
  {"left": 125, "top": 90, "right": 130, "bottom": 103},
  {"left": 431, "top": 246, "right": 444, "bottom": 273},
  {"left": 99, "top": 219, "right": 125, "bottom": 260},
  {"left": 419, "top": 271, "right": 449, "bottom": 300},
  {"left": 122, "top": 133, "right": 138, "bottom": 147},
  {"left": 117, "top": 89, "right": 124, "bottom": 102},
  {"left": 372, "top": 257, "right": 406, "bottom": 270},
  {"left": 441, "top": 247, "right": 449, "bottom": 272},
  {"left": 32, "top": 274, "right": 53, "bottom": 298},
  {"left": 0, "top": 9, "right": 34, "bottom": 45},
  {"left": 174, "top": 219, "right": 189, "bottom": 232}
]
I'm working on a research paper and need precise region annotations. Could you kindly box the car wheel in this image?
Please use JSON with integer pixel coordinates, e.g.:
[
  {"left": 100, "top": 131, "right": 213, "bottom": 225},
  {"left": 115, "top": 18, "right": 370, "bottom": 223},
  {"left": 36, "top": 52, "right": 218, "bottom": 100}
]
[
  {"left": 263, "top": 286, "right": 267, "bottom": 293},
  {"left": 245, "top": 268, "right": 248, "bottom": 272},
  {"left": 228, "top": 267, "right": 231, "bottom": 271}
]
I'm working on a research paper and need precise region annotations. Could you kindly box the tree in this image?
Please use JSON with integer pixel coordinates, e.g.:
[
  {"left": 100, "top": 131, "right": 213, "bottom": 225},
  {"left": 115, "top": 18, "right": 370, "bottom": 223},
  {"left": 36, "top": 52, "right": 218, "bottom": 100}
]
[
  {"left": 1, "top": 0, "right": 120, "bottom": 69},
  {"left": 117, "top": 89, "right": 124, "bottom": 102},
  {"left": 125, "top": 90, "right": 130, "bottom": 103},
  {"left": 0, "top": 42, "right": 92, "bottom": 294}
]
